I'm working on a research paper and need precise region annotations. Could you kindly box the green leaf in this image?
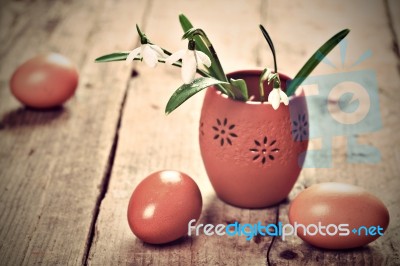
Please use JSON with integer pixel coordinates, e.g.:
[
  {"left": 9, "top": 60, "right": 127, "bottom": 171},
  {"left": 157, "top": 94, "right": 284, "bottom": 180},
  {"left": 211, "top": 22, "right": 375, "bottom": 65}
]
[
  {"left": 179, "top": 15, "right": 211, "bottom": 59},
  {"left": 179, "top": 14, "right": 232, "bottom": 98},
  {"left": 259, "top": 25, "right": 277, "bottom": 73},
  {"left": 286, "top": 29, "right": 350, "bottom": 96},
  {"left": 165, "top": 77, "right": 228, "bottom": 114},
  {"left": 229, "top": 78, "right": 248, "bottom": 101},
  {"left": 95, "top": 52, "right": 130, "bottom": 62},
  {"left": 182, "top": 28, "right": 198, "bottom": 40},
  {"left": 179, "top": 14, "right": 219, "bottom": 79}
]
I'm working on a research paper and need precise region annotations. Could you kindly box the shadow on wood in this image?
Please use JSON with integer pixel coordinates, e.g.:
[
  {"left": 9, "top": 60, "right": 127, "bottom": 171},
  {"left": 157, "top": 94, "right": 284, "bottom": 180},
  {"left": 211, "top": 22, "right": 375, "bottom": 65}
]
[{"left": 0, "top": 106, "right": 67, "bottom": 129}]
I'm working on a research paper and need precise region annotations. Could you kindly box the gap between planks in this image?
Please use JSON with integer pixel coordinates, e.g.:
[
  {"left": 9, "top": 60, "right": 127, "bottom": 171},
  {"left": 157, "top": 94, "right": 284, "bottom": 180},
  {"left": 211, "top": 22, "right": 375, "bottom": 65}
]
[
  {"left": 202, "top": 0, "right": 287, "bottom": 263},
  {"left": 384, "top": 0, "right": 400, "bottom": 59},
  {"left": 82, "top": 1, "right": 154, "bottom": 264},
  {"left": 266, "top": 207, "right": 279, "bottom": 266},
  {"left": 81, "top": 79, "right": 127, "bottom": 266},
  {"left": 260, "top": 1, "right": 283, "bottom": 265}
]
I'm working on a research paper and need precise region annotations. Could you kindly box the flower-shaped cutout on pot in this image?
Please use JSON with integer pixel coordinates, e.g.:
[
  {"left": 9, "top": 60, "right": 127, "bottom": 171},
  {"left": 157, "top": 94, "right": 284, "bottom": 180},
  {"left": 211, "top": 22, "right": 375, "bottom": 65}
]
[
  {"left": 292, "top": 113, "right": 308, "bottom": 142},
  {"left": 250, "top": 136, "right": 280, "bottom": 165},
  {"left": 212, "top": 118, "right": 238, "bottom": 146}
]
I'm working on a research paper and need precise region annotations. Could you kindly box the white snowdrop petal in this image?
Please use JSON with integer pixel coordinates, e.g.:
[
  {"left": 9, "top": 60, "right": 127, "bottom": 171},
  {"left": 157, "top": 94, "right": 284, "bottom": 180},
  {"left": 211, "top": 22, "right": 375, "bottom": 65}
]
[
  {"left": 150, "top": 44, "right": 166, "bottom": 58},
  {"left": 267, "top": 89, "right": 277, "bottom": 103},
  {"left": 280, "top": 90, "right": 289, "bottom": 105},
  {"left": 165, "top": 49, "right": 186, "bottom": 65},
  {"left": 272, "top": 99, "right": 280, "bottom": 110},
  {"left": 181, "top": 51, "right": 197, "bottom": 84},
  {"left": 142, "top": 44, "right": 158, "bottom": 68},
  {"left": 195, "top": 51, "right": 211, "bottom": 68},
  {"left": 268, "top": 89, "right": 280, "bottom": 110},
  {"left": 126, "top": 47, "right": 141, "bottom": 63}
]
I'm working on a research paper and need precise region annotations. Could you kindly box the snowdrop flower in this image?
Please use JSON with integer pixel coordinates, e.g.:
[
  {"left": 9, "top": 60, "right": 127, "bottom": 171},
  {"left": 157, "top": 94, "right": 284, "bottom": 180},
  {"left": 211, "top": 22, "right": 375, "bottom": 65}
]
[
  {"left": 268, "top": 87, "right": 289, "bottom": 110},
  {"left": 166, "top": 40, "right": 211, "bottom": 84},
  {"left": 126, "top": 43, "right": 166, "bottom": 68}
]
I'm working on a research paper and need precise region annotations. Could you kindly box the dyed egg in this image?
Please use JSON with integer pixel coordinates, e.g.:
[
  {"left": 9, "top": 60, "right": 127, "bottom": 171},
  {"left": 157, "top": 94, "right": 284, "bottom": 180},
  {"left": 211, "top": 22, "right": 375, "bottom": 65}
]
[
  {"left": 10, "top": 53, "right": 79, "bottom": 108},
  {"left": 289, "top": 182, "right": 389, "bottom": 249},
  {"left": 127, "top": 170, "right": 202, "bottom": 244}
]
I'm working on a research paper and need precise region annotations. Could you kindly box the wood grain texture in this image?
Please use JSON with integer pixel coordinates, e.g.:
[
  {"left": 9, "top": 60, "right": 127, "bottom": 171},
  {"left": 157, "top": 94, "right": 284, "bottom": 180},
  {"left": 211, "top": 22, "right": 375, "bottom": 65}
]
[
  {"left": 388, "top": 0, "right": 400, "bottom": 56},
  {"left": 0, "top": 0, "right": 144, "bottom": 264},
  {"left": 87, "top": 0, "right": 279, "bottom": 265},
  {"left": 262, "top": 0, "right": 400, "bottom": 265},
  {"left": 0, "top": 0, "right": 398, "bottom": 265},
  {"left": 89, "top": 0, "right": 400, "bottom": 265}
]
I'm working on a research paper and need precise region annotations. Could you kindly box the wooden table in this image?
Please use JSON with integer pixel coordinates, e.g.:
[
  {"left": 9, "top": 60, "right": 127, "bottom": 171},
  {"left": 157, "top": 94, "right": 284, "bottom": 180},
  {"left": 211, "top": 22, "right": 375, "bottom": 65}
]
[{"left": 1, "top": 0, "right": 399, "bottom": 265}]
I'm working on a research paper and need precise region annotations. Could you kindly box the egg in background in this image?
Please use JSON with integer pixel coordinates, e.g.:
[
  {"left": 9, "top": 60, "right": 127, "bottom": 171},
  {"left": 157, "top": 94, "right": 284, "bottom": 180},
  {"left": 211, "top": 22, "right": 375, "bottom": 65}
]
[{"left": 10, "top": 53, "right": 79, "bottom": 109}]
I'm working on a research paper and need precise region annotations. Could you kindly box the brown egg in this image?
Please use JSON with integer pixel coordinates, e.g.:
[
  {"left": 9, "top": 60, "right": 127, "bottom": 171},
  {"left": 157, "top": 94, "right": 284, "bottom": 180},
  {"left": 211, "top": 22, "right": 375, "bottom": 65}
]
[
  {"left": 289, "top": 182, "right": 389, "bottom": 249},
  {"left": 10, "top": 53, "right": 78, "bottom": 108},
  {"left": 127, "top": 170, "right": 202, "bottom": 244}
]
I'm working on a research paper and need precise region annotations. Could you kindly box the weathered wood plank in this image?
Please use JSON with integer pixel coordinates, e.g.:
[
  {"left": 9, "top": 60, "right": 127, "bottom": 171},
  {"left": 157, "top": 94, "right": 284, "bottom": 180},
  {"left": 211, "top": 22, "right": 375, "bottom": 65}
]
[
  {"left": 87, "top": 0, "right": 280, "bottom": 265},
  {"left": 2, "top": 0, "right": 395, "bottom": 265},
  {"left": 0, "top": 0, "right": 146, "bottom": 264},
  {"left": 262, "top": 0, "right": 400, "bottom": 265},
  {"left": 388, "top": 0, "right": 400, "bottom": 56}
]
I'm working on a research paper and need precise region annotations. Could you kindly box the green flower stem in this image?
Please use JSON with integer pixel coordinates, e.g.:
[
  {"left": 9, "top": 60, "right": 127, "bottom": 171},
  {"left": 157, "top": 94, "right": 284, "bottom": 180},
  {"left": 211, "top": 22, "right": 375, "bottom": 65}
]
[
  {"left": 136, "top": 24, "right": 147, "bottom": 44},
  {"left": 179, "top": 15, "right": 245, "bottom": 100},
  {"left": 94, "top": 52, "right": 210, "bottom": 77},
  {"left": 259, "top": 68, "right": 269, "bottom": 102},
  {"left": 198, "top": 32, "right": 227, "bottom": 83},
  {"left": 179, "top": 14, "right": 218, "bottom": 78},
  {"left": 182, "top": 29, "right": 246, "bottom": 100},
  {"left": 274, "top": 78, "right": 281, "bottom": 89},
  {"left": 259, "top": 69, "right": 281, "bottom": 102},
  {"left": 203, "top": 38, "right": 245, "bottom": 99},
  {"left": 182, "top": 28, "right": 227, "bottom": 83},
  {"left": 95, "top": 51, "right": 232, "bottom": 95},
  {"left": 161, "top": 43, "right": 232, "bottom": 96},
  {"left": 259, "top": 79, "right": 265, "bottom": 102},
  {"left": 160, "top": 59, "right": 211, "bottom": 78},
  {"left": 150, "top": 45, "right": 214, "bottom": 78}
]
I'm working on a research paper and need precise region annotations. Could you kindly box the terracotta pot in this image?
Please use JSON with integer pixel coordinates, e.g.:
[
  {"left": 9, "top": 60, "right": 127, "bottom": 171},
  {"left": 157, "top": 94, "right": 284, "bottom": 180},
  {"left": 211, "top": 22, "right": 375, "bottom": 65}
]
[{"left": 199, "top": 70, "right": 309, "bottom": 208}]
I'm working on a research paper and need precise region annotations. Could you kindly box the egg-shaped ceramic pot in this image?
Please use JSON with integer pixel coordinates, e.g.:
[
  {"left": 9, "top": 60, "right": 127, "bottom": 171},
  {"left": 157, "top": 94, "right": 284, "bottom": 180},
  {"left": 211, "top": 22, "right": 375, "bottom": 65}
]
[{"left": 199, "top": 70, "right": 309, "bottom": 208}]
